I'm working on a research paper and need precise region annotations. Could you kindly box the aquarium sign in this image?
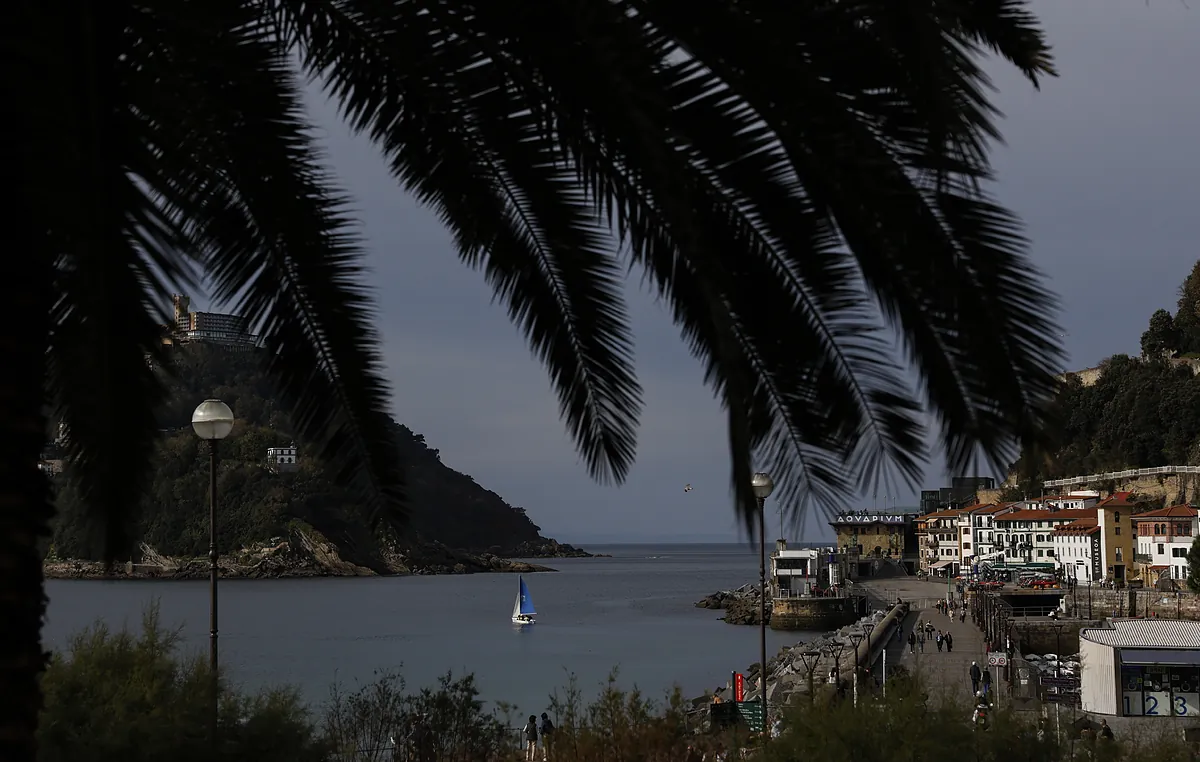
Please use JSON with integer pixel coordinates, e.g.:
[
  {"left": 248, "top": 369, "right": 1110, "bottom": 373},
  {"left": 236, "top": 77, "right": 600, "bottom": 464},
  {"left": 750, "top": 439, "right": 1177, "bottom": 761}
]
[{"left": 834, "top": 513, "right": 906, "bottom": 525}]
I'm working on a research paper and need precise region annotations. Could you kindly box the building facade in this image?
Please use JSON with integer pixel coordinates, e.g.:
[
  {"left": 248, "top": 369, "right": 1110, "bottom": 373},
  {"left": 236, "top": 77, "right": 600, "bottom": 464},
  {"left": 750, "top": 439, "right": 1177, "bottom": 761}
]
[
  {"left": 267, "top": 444, "right": 299, "bottom": 473},
  {"left": 993, "top": 507, "right": 1098, "bottom": 570},
  {"left": 1133, "top": 504, "right": 1198, "bottom": 584},
  {"left": 168, "top": 294, "right": 258, "bottom": 349},
  {"left": 771, "top": 540, "right": 832, "bottom": 597},
  {"left": 1052, "top": 517, "right": 1101, "bottom": 583},
  {"left": 920, "top": 508, "right": 965, "bottom": 576},
  {"left": 1096, "top": 494, "right": 1135, "bottom": 584}
]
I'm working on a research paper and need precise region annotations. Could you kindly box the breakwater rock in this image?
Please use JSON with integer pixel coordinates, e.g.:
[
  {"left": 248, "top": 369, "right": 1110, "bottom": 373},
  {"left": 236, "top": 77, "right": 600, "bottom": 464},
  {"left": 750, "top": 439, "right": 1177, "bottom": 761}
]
[
  {"left": 695, "top": 605, "right": 901, "bottom": 711},
  {"left": 44, "top": 527, "right": 554, "bottom": 580},
  {"left": 695, "top": 583, "right": 771, "bottom": 625}
]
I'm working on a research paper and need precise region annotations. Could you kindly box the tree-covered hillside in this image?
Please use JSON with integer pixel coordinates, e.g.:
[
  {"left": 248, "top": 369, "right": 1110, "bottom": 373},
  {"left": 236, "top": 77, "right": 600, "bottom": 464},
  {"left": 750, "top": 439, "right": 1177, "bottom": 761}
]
[
  {"left": 1008, "top": 262, "right": 1200, "bottom": 493},
  {"left": 50, "top": 344, "right": 557, "bottom": 562}
]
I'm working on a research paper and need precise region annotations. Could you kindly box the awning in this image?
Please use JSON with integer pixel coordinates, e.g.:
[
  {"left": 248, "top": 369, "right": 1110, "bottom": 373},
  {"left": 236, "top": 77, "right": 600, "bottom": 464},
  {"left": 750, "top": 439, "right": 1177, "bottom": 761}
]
[
  {"left": 930, "top": 560, "right": 953, "bottom": 569},
  {"left": 1120, "top": 649, "right": 1200, "bottom": 667}
]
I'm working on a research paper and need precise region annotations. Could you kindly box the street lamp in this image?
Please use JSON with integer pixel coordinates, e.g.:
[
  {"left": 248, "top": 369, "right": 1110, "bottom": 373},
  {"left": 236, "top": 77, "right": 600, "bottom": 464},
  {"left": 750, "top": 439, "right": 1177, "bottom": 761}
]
[
  {"left": 823, "top": 641, "right": 846, "bottom": 692},
  {"left": 751, "top": 471, "right": 774, "bottom": 734},
  {"left": 192, "top": 398, "right": 234, "bottom": 743},
  {"left": 862, "top": 621, "right": 876, "bottom": 691},
  {"left": 848, "top": 632, "right": 864, "bottom": 707},
  {"left": 798, "top": 651, "right": 822, "bottom": 705}
]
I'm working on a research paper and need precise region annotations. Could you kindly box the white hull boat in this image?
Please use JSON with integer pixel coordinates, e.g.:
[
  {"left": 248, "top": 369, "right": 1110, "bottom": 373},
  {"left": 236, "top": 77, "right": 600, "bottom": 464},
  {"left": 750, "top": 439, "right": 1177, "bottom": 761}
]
[{"left": 511, "top": 575, "right": 536, "bottom": 625}]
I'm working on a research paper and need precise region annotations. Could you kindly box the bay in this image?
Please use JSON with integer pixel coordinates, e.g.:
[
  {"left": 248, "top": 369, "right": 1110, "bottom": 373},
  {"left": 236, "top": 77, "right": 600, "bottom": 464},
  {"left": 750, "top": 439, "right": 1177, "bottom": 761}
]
[{"left": 44, "top": 543, "right": 816, "bottom": 718}]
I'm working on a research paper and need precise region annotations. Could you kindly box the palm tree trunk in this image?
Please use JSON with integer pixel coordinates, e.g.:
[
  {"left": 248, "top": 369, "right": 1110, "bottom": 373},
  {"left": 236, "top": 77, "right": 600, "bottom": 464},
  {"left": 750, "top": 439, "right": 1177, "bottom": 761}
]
[{"left": 0, "top": 267, "right": 54, "bottom": 762}]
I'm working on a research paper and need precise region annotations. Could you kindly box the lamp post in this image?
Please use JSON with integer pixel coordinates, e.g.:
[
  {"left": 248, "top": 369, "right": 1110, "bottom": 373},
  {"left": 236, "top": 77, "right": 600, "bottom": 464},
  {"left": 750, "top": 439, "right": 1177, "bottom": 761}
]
[
  {"left": 192, "top": 398, "right": 234, "bottom": 746},
  {"left": 823, "top": 641, "right": 846, "bottom": 694},
  {"left": 848, "top": 632, "right": 864, "bottom": 707},
  {"left": 862, "top": 621, "right": 876, "bottom": 691},
  {"left": 751, "top": 471, "right": 774, "bottom": 734},
  {"left": 798, "top": 651, "right": 822, "bottom": 705}
]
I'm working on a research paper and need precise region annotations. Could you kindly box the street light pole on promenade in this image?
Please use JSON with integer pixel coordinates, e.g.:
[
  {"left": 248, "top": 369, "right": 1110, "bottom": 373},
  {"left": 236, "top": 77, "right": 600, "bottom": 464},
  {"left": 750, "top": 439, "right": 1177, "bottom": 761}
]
[
  {"left": 192, "top": 398, "right": 235, "bottom": 747},
  {"left": 751, "top": 471, "right": 775, "bottom": 735}
]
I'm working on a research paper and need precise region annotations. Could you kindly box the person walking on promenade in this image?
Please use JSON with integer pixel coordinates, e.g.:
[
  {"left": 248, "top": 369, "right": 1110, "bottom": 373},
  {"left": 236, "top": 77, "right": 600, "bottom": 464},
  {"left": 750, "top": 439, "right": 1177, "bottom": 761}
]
[
  {"left": 539, "top": 712, "right": 555, "bottom": 760},
  {"left": 970, "top": 661, "right": 982, "bottom": 695},
  {"left": 935, "top": 630, "right": 944, "bottom": 652},
  {"left": 960, "top": 607, "right": 967, "bottom": 624},
  {"left": 523, "top": 715, "right": 539, "bottom": 761},
  {"left": 982, "top": 667, "right": 993, "bottom": 697},
  {"left": 908, "top": 630, "right": 917, "bottom": 654},
  {"left": 918, "top": 629, "right": 926, "bottom": 652},
  {"left": 945, "top": 631, "right": 954, "bottom": 653}
]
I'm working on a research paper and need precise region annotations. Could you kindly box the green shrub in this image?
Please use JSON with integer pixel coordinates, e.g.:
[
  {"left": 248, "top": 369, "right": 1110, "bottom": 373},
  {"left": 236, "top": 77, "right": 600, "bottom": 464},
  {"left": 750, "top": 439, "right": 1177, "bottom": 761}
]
[{"left": 37, "top": 605, "right": 328, "bottom": 762}]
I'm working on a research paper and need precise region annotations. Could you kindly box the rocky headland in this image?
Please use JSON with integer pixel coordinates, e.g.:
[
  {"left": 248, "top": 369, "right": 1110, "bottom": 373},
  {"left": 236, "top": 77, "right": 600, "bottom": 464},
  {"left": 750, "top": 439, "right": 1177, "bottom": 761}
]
[
  {"left": 44, "top": 526, "right": 554, "bottom": 580},
  {"left": 43, "top": 343, "right": 601, "bottom": 578},
  {"left": 695, "top": 583, "right": 771, "bottom": 625}
]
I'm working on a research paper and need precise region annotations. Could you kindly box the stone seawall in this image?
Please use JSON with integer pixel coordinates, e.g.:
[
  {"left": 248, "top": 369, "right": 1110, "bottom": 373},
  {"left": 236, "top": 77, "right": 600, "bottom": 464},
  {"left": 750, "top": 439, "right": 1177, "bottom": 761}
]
[{"left": 770, "top": 596, "right": 866, "bottom": 631}]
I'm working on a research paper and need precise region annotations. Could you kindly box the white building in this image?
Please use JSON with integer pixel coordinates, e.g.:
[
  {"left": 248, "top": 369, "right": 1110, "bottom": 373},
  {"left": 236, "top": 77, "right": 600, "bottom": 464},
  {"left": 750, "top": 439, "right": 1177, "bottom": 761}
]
[
  {"left": 267, "top": 444, "right": 299, "bottom": 473},
  {"left": 1051, "top": 517, "right": 1101, "bottom": 583},
  {"left": 960, "top": 503, "right": 1018, "bottom": 567},
  {"left": 1080, "top": 619, "right": 1200, "bottom": 717},
  {"left": 994, "top": 507, "right": 1097, "bottom": 570},
  {"left": 770, "top": 540, "right": 830, "bottom": 597},
  {"left": 1133, "top": 504, "right": 1199, "bottom": 585},
  {"left": 1026, "top": 493, "right": 1100, "bottom": 511},
  {"left": 921, "top": 508, "right": 965, "bottom": 576}
]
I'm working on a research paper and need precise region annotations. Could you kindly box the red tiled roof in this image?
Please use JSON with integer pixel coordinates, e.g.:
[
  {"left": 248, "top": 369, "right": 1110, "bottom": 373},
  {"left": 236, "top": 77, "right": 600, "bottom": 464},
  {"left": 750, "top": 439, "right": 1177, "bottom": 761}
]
[
  {"left": 1052, "top": 518, "right": 1099, "bottom": 535},
  {"left": 1098, "top": 492, "right": 1136, "bottom": 508},
  {"left": 997, "top": 507, "right": 1098, "bottom": 523},
  {"left": 1131, "top": 504, "right": 1198, "bottom": 520},
  {"left": 922, "top": 508, "right": 965, "bottom": 520},
  {"left": 975, "top": 503, "right": 1018, "bottom": 515}
]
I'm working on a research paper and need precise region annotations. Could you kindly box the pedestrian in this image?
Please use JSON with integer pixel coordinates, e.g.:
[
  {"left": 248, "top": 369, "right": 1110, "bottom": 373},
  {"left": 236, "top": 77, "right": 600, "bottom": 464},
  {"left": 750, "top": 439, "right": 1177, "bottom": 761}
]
[
  {"left": 960, "top": 607, "right": 966, "bottom": 624},
  {"left": 523, "top": 715, "right": 539, "bottom": 761},
  {"left": 982, "top": 667, "right": 993, "bottom": 697},
  {"left": 970, "top": 661, "right": 982, "bottom": 695},
  {"left": 908, "top": 630, "right": 917, "bottom": 654},
  {"left": 935, "top": 630, "right": 944, "bottom": 652},
  {"left": 945, "top": 631, "right": 954, "bottom": 653},
  {"left": 918, "top": 630, "right": 925, "bottom": 652},
  {"left": 539, "top": 712, "right": 555, "bottom": 760},
  {"left": 1099, "top": 719, "right": 1114, "bottom": 741}
]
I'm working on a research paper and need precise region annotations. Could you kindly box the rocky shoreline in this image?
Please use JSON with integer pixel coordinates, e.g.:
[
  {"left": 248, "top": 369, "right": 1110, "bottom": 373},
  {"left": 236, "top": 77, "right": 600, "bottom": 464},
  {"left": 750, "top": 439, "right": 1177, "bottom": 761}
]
[
  {"left": 44, "top": 529, "right": 557, "bottom": 580},
  {"left": 491, "top": 539, "right": 608, "bottom": 559},
  {"left": 695, "top": 583, "right": 771, "bottom": 625}
]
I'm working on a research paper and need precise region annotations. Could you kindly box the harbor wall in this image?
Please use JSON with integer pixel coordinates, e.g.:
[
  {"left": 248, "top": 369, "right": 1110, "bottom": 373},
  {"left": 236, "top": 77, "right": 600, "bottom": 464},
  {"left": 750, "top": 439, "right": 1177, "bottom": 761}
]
[{"left": 770, "top": 595, "right": 866, "bottom": 631}]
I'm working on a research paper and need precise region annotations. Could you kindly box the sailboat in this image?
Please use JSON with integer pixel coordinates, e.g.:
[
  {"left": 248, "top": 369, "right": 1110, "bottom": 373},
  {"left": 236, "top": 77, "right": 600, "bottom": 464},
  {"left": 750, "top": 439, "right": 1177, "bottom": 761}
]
[{"left": 511, "top": 575, "right": 536, "bottom": 625}]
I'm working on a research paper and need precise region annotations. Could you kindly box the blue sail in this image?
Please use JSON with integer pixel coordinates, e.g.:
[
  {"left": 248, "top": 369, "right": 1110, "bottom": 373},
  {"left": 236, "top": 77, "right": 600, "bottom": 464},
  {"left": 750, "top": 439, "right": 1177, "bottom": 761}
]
[{"left": 518, "top": 576, "right": 536, "bottom": 615}]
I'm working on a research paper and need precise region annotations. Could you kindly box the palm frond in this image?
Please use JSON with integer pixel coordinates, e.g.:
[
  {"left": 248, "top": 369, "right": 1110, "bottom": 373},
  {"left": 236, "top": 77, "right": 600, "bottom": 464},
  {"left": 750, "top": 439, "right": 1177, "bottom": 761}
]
[
  {"left": 132, "top": 0, "right": 406, "bottom": 531},
  {"left": 41, "top": 3, "right": 177, "bottom": 564},
  {"left": 274, "top": 0, "right": 643, "bottom": 483}
]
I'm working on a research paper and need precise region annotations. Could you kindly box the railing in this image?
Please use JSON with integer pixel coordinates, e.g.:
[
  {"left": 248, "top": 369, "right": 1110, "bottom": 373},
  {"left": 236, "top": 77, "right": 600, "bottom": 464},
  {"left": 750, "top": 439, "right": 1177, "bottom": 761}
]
[{"left": 1043, "top": 465, "right": 1200, "bottom": 489}]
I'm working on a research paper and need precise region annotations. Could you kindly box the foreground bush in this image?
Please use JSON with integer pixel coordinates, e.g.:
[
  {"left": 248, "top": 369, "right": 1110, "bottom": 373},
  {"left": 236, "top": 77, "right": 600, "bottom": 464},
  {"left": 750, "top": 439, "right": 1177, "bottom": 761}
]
[
  {"left": 38, "top": 612, "right": 1196, "bottom": 761},
  {"left": 38, "top": 609, "right": 328, "bottom": 762}
]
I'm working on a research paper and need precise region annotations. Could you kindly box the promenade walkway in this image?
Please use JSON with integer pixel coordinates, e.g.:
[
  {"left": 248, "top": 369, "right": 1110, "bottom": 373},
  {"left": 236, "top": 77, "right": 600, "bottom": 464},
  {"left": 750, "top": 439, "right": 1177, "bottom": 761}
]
[{"left": 861, "top": 579, "right": 994, "bottom": 707}]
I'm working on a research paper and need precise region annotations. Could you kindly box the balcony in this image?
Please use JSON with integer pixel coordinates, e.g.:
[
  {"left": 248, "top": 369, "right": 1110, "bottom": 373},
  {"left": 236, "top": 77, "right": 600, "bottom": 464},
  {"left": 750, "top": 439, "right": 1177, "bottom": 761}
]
[{"left": 1134, "top": 553, "right": 1153, "bottom": 564}]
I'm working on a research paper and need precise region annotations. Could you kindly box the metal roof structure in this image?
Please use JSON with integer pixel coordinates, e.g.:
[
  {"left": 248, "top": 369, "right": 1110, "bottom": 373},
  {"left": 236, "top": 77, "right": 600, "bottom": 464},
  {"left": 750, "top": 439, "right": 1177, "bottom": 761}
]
[{"left": 1081, "top": 619, "right": 1200, "bottom": 649}]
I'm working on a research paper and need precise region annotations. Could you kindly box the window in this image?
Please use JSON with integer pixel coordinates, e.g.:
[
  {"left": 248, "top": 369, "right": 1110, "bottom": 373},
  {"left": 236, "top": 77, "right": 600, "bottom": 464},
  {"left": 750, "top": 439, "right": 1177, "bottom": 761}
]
[
  {"left": 1036, "top": 534, "right": 1045, "bottom": 543},
  {"left": 1159, "top": 544, "right": 1166, "bottom": 555},
  {"left": 1173, "top": 547, "right": 1188, "bottom": 558},
  {"left": 1047, "top": 549, "right": 1055, "bottom": 557},
  {"left": 1115, "top": 526, "right": 1121, "bottom": 536}
]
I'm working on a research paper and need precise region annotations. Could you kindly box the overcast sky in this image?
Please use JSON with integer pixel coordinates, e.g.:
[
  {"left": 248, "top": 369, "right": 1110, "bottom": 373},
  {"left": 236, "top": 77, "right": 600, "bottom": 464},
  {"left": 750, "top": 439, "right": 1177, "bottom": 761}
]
[{"left": 230, "top": 1, "right": 1199, "bottom": 544}]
